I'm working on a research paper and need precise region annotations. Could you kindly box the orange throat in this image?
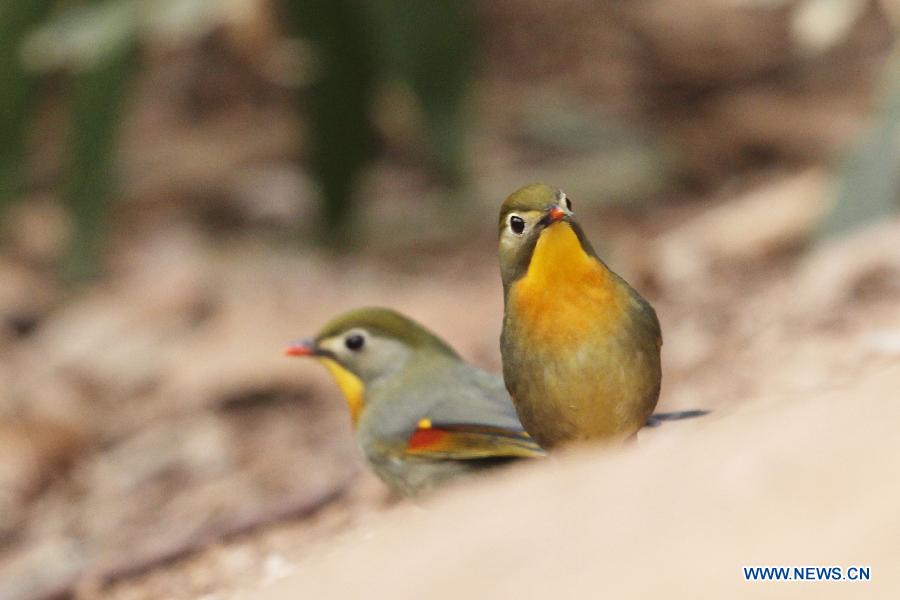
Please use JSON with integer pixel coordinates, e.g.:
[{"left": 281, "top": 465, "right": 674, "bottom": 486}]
[{"left": 510, "top": 222, "right": 627, "bottom": 345}]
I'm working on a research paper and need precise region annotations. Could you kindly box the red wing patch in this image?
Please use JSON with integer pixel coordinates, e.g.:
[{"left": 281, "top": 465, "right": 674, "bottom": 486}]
[
  {"left": 404, "top": 422, "right": 545, "bottom": 460},
  {"left": 407, "top": 427, "right": 449, "bottom": 451}
]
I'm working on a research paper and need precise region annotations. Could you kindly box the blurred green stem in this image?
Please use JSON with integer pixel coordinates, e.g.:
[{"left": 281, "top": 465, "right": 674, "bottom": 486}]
[
  {"left": 818, "top": 46, "right": 900, "bottom": 238},
  {"left": 282, "top": 1, "right": 473, "bottom": 244},
  {"left": 64, "top": 35, "right": 136, "bottom": 281},
  {"left": 284, "top": 0, "right": 379, "bottom": 243},
  {"left": 366, "top": 0, "right": 474, "bottom": 188},
  {"left": 0, "top": 1, "right": 55, "bottom": 215}
]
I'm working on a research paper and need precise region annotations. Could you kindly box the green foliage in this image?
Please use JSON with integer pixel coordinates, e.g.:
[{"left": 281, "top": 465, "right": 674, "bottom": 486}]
[
  {"left": 365, "top": 0, "right": 473, "bottom": 188},
  {"left": 282, "top": 0, "right": 475, "bottom": 242},
  {"left": 818, "top": 49, "right": 900, "bottom": 239},
  {"left": 0, "top": 2, "right": 55, "bottom": 212},
  {"left": 2, "top": 0, "right": 477, "bottom": 269},
  {"left": 284, "top": 0, "right": 380, "bottom": 240},
  {"left": 0, "top": 0, "right": 140, "bottom": 280},
  {"left": 64, "top": 34, "right": 137, "bottom": 282},
  {"left": 20, "top": 0, "right": 138, "bottom": 71}
]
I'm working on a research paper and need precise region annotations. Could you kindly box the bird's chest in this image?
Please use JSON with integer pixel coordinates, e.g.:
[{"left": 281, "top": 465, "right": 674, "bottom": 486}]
[
  {"left": 504, "top": 226, "right": 633, "bottom": 418},
  {"left": 508, "top": 244, "right": 627, "bottom": 351}
]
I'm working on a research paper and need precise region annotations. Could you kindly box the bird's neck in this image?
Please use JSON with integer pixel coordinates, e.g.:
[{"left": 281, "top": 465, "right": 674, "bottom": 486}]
[{"left": 509, "top": 222, "right": 628, "bottom": 344}]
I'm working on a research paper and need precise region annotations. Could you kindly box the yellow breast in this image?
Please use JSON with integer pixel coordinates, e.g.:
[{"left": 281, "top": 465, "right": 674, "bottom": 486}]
[
  {"left": 511, "top": 222, "right": 628, "bottom": 346},
  {"left": 319, "top": 358, "right": 365, "bottom": 426}
]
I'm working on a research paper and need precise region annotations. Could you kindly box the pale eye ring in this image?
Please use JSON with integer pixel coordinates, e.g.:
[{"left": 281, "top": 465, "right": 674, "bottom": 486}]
[{"left": 508, "top": 215, "right": 526, "bottom": 235}]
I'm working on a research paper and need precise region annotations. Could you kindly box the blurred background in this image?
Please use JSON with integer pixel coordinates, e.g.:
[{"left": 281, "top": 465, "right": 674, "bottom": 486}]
[{"left": 1, "top": 1, "right": 899, "bottom": 598}]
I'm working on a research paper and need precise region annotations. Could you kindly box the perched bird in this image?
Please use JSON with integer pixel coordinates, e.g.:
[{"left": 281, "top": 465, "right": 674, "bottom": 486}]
[
  {"left": 284, "top": 308, "right": 544, "bottom": 496},
  {"left": 498, "top": 183, "right": 662, "bottom": 449}
]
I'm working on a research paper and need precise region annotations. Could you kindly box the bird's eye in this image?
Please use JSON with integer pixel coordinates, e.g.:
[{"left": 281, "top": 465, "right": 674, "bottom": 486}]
[
  {"left": 564, "top": 197, "right": 572, "bottom": 211},
  {"left": 509, "top": 215, "right": 526, "bottom": 235},
  {"left": 345, "top": 334, "right": 365, "bottom": 351}
]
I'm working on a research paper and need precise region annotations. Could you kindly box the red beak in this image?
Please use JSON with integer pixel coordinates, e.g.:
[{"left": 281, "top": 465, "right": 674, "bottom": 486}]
[
  {"left": 283, "top": 339, "right": 317, "bottom": 357},
  {"left": 547, "top": 205, "right": 567, "bottom": 224}
]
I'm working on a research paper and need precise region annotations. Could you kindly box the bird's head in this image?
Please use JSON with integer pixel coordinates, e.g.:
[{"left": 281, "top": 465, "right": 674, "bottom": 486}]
[
  {"left": 498, "top": 183, "right": 586, "bottom": 288},
  {"left": 284, "top": 308, "right": 458, "bottom": 424}
]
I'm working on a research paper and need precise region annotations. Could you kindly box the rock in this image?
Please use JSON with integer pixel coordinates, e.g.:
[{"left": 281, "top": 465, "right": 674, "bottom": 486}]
[
  {"left": 795, "top": 218, "right": 900, "bottom": 315},
  {"left": 653, "top": 170, "right": 832, "bottom": 287},
  {"left": 0, "top": 537, "right": 86, "bottom": 600},
  {"left": 254, "top": 364, "right": 900, "bottom": 600},
  {"left": 0, "top": 419, "right": 86, "bottom": 537}
]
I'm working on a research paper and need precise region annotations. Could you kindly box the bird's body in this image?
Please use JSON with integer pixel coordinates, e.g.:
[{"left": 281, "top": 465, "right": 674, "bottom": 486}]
[
  {"left": 498, "top": 183, "right": 662, "bottom": 448},
  {"left": 286, "top": 308, "right": 543, "bottom": 496},
  {"left": 358, "top": 353, "right": 537, "bottom": 495}
]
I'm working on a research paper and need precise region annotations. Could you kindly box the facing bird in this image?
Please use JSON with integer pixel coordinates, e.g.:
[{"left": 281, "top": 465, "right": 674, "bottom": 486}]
[
  {"left": 284, "top": 308, "right": 544, "bottom": 496},
  {"left": 498, "top": 183, "right": 662, "bottom": 449}
]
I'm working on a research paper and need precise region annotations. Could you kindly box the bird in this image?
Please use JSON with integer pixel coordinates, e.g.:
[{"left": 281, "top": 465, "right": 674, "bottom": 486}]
[
  {"left": 497, "top": 183, "right": 663, "bottom": 449},
  {"left": 284, "top": 308, "right": 544, "bottom": 496}
]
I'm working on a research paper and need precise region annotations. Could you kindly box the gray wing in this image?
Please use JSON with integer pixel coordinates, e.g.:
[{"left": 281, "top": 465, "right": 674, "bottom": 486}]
[
  {"left": 361, "top": 355, "right": 542, "bottom": 459},
  {"left": 421, "top": 360, "right": 525, "bottom": 431}
]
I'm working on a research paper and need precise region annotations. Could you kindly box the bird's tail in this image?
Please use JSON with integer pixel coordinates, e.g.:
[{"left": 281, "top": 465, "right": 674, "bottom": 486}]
[{"left": 644, "top": 410, "right": 710, "bottom": 428}]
